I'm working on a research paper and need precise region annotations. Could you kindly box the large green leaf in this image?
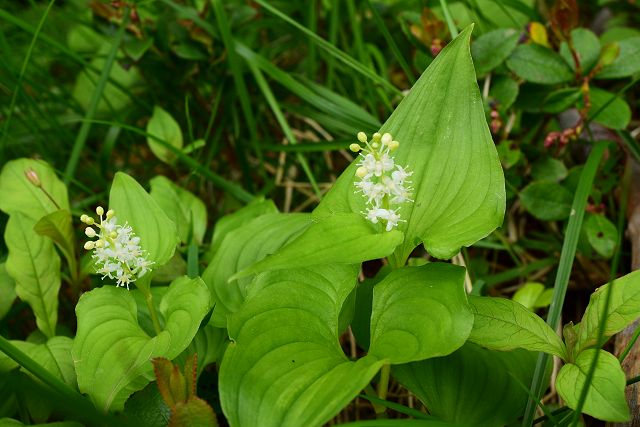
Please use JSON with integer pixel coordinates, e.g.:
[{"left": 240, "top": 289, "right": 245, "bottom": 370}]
[
  {"left": 394, "top": 344, "right": 537, "bottom": 427},
  {"left": 559, "top": 28, "right": 601, "bottom": 75},
  {"left": 33, "top": 210, "right": 77, "bottom": 278},
  {"left": 0, "top": 158, "right": 69, "bottom": 219},
  {"left": 576, "top": 270, "right": 640, "bottom": 354},
  {"left": 596, "top": 37, "right": 640, "bottom": 79},
  {"left": 587, "top": 87, "right": 631, "bottom": 130},
  {"left": 150, "top": 176, "right": 207, "bottom": 244},
  {"left": 506, "top": 44, "right": 574, "bottom": 85},
  {"left": 201, "top": 213, "right": 311, "bottom": 326},
  {"left": 219, "top": 265, "right": 384, "bottom": 427},
  {"left": 468, "top": 296, "right": 567, "bottom": 359},
  {"left": 109, "top": 172, "right": 178, "bottom": 268},
  {"left": 368, "top": 264, "right": 473, "bottom": 364},
  {"left": 175, "top": 324, "right": 227, "bottom": 377},
  {"left": 5, "top": 213, "right": 61, "bottom": 338},
  {"left": 556, "top": 349, "right": 629, "bottom": 422},
  {"left": 314, "top": 26, "right": 505, "bottom": 264},
  {"left": 234, "top": 214, "right": 403, "bottom": 279},
  {"left": 72, "top": 276, "right": 211, "bottom": 412},
  {"left": 146, "top": 106, "right": 184, "bottom": 164},
  {"left": 0, "top": 264, "right": 16, "bottom": 321},
  {"left": 471, "top": 28, "right": 519, "bottom": 76}
]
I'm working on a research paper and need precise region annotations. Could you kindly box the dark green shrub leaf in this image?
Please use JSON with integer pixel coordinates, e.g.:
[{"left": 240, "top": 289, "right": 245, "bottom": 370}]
[
  {"left": 531, "top": 158, "right": 568, "bottom": 182},
  {"left": 587, "top": 88, "right": 631, "bottom": 130},
  {"left": 496, "top": 141, "right": 521, "bottom": 169},
  {"left": 520, "top": 181, "right": 572, "bottom": 221},
  {"left": 369, "top": 264, "right": 473, "bottom": 364},
  {"left": 394, "top": 344, "right": 537, "bottom": 426},
  {"left": 472, "top": 28, "right": 520, "bottom": 76},
  {"left": 559, "top": 28, "right": 601, "bottom": 74},
  {"left": 489, "top": 76, "right": 519, "bottom": 110},
  {"left": 541, "top": 88, "right": 582, "bottom": 113},
  {"left": 556, "top": 349, "right": 629, "bottom": 422},
  {"left": 596, "top": 37, "right": 640, "bottom": 79},
  {"left": 585, "top": 214, "right": 617, "bottom": 258},
  {"left": 506, "top": 44, "right": 574, "bottom": 84},
  {"left": 468, "top": 296, "right": 567, "bottom": 359}
]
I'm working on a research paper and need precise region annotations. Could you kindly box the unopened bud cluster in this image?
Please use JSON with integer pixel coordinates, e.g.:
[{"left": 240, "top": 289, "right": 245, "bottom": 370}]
[
  {"left": 351, "top": 131, "right": 412, "bottom": 231},
  {"left": 81, "top": 206, "right": 152, "bottom": 290}
]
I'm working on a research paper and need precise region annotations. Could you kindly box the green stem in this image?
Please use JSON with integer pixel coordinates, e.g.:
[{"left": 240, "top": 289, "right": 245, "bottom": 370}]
[
  {"left": 376, "top": 363, "right": 391, "bottom": 417},
  {"left": 619, "top": 324, "right": 640, "bottom": 363},
  {"left": 438, "top": 0, "right": 458, "bottom": 38},
  {"left": 145, "top": 292, "right": 163, "bottom": 336}
]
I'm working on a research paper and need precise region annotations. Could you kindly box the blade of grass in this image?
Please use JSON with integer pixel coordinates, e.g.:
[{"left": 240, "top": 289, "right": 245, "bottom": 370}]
[
  {"left": 357, "top": 394, "right": 432, "bottom": 420},
  {"left": 438, "top": 0, "right": 458, "bottom": 38},
  {"left": 254, "top": 0, "right": 401, "bottom": 96},
  {"left": 307, "top": 0, "right": 318, "bottom": 78},
  {"left": 246, "top": 62, "right": 322, "bottom": 199},
  {"left": 81, "top": 119, "right": 254, "bottom": 203},
  {"left": 0, "top": 0, "right": 56, "bottom": 153},
  {"left": 326, "top": 0, "right": 340, "bottom": 88},
  {"left": 522, "top": 140, "right": 608, "bottom": 426},
  {"left": 210, "top": 0, "right": 261, "bottom": 191},
  {"left": 569, "top": 151, "right": 631, "bottom": 426},
  {"left": 63, "top": 9, "right": 130, "bottom": 184},
  {"left": 365, "top": 0, "right": 415, "bottom": 85}
]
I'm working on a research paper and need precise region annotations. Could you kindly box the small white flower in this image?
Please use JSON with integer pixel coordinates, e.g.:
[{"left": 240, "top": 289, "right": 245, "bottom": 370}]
[
  {"left": 82, "top": 206, "right": 153, "bottom": 290},
  {"left": 353, "top": 132, "right": 412, "bottom": 231}
]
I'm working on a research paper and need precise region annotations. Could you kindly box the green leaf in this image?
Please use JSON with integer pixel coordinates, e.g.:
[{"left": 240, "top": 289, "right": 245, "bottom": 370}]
[
  {"left": 5, "top": 213, "right": 60, "bottom": 338},
  {"left": 556, "top": 349, "right": 629, "bottom": 422},
  {"left": 201, "top": 212, "right": 311, "bottom": 326},
  {"left": 489, "top": 75, "right": 519, "bottom": 110},
  {"left": 72, "top": 276, "right": 211, "bottom": 412},
  {"left": 531, "top": 158, "right": 568, "bottom": 182},
  {"left": 512, "top": 282, "right": 553, "bottom": 310},
  {"left": 596, "top": 37, "right": 640, "bottom": 79},
  {"left": 559, "top": 29, "right": 601, "bottom": 74},
  {"left": 541, "top": 88, "right": 582, "bottom": 113},
  {"left": 146, "top": 106, "right": 184, "bottom": 164},
  {"left": 471, "top": 28, "right": 520, "bottom": 76},
  {"left": 234, "top": 214, "right": 403, "bottom": 279},
  {"left": 368, "top": 264, "right": 473, "bottom": 364},
  {"left": 468, "top": 295, "right": 567, "bottom": 359},
  {"left": 205, "top": 198, "right": 278, "bottom": 262},
  {"left": 109, "top": 172, "right": 178, "bottom": 268},
  {"left": 33, "top": 210, "right": 77, "bottom": 278},
  {"left": 175, "top": 324, "right": 227, "bottom": 377},
  {"left": 394, "top": 344, "right": 537, "bottom": 426},
  {"left": 219, "top": 265, "right": 384, "bottom": 427},
  {"left": 576, "top": 270, "right": 640, "bottom": 353},
  {"left": 150, "top": 176, "right": 207, "bottom": 244},
  {"left": 587, "top": 87, "right": 631, "bottom": 130},
  {"left": 585, "top": 214, "right": 617, "bottom": 258},
  {"left": 315, "top": 26, "right": 505, "bottom": 263},
  {"left": 496, "top": 141, "right": 521, "bottom": 169},
  {"left": 506, "top": 44, "right": 574, "bottom": 85},
  {"left": 0, "top": 264, "right": 16, "bottom": 321},
  {"left": 0, "top": 158, "right": 69, "bottom": 219},
  {"left": 122, "top": 382, "right": 171, "bottom": 427},
  {"left": 520, "top": 181, "right": 572, "bottom": 221}
]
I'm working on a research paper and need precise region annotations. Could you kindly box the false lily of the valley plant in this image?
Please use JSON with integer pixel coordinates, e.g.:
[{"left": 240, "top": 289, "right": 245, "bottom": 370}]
[{"left": 0, "top": 25, "right": 639, "bottom": 427}]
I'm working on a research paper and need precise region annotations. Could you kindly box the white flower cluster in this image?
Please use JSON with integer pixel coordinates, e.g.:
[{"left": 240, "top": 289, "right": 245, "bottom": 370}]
[
  {"left": 81, "top": 206, "right": 153, "bottom": 290},
  {"left": 351, "top": 131, "right": 412, "bottom": 231}
]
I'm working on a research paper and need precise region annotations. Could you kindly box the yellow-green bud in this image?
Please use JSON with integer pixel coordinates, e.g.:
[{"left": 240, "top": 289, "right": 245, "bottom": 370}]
[
  {"left": 96, "top": 206, "right": 104, "bottom": 216},
  {"left": 84, "top": 241, "right": 95, "bottom": 250},
  {"left": 389, "top": 140, "right": 400, "bottom": 150},
  {"left": 106, "top": 209, "right": 115, "bottom": 219},
  {"left": 349, "top": 143, "right": 362, "bottom": 152},
  {"left": 110, "top": 231, "right": 117, "bottom": 239},
  {"left": 372, "top": 132, "right": 381, "bottom": 142},
  {"left": 95, "top": 240, "right": 104, "bottom": 248},
  {"left": 371, "top": 142, "right": 380, "bottom": 149},
  {"left": 356, "top": 166, "right": 368, "bottom": 178},
  {"left": 85, "top": 227, "right": 96, "bottom": 238},
  {"left": 381, "top": 133, "right": 392, "bottom": 146},
  {"left": 357, "top": 132, "right": 368, "bottom": 143}
]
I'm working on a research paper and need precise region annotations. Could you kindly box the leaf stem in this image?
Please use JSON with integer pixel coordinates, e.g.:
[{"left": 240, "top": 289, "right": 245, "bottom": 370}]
[
  {"left": 145, "top": 292, "right": 163, "bottom": 336},
  {"left": 376, "top": 363, "right": 391, "bottom": 417}
]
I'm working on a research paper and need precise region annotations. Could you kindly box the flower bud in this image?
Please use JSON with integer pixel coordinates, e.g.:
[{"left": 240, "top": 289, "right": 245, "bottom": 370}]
[
  {"left": 24, "top": 168, "right": 41, "bottom": 187},
  {"left": 95, "top": 240, "right": 104, "bottom": 248},
  {"left": 381, "top": 133, "right": 392, "bottom": 146},
  {"left": 372, "top": 132, "right": 381, "bottom": 142},
  {"left": 389, "top": 140, "right": 400, "bottom": 150},
  {"left": 96, "top": 206, "right": 104, "bottom": 216},
  {"left": 84, "top": 241, "right": 95, "bottom": 250},
  {"left": 349, "top": 143, "right": 362, "bottom": 153},
  {"left": 85, "top": 227, "right": 96, "bottom": 238},
  {"left": 106, "top": 209, "right": 115, "bottom": 219},
  {"left": 110, "top": 231, "right": 117, "bottom": 239},
  {"left": 80, "top": 214, "right": 89, "bottom": 224},
  {"left": 356, "top": 166, "right": 368, "bottom": 178},
  {"left": 357, "top": 132, "right": 368, "bottom": 143}
]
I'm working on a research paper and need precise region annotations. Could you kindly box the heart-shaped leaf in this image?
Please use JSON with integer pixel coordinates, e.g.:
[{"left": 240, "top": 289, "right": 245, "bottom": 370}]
[
  {"left": 0, "top": 158, "right": 69, "bottom": 219},
  {"left": 5, "top": 213, "right": 61, "bottom": 338},
  {"left": 0, "top": 263, "right": 16, "bottom": 321},
  {"left": 219, "top": 265, "right": 384, "bottom": 427},
  {"left": 394, "top": 344, "right": 537, "bottom": 426},
  {"left": 468, "top": 295, "right": 567, "bottom": 359},
  {"left": 556, "top": 349, "right": 629, "bottom": 422},
  {"left": 72, "top": 276, "right": 211, "bottom": 412},
  {"left": 368, "top": 263, "right": 473, "bottom": 364},
  {"left": 234, "top": 213, "right": 403, "bottom": 279},
  {"left": 576, "top": 270, "right": 640, "bottom": 354},
  {"left": 314, "top": 26, "right": 505, "bottom": 264},
  {"left": 109, "top": 172, "right": 178, "bottom": 268},
  {"left": 146, "top": 106, "right": 184, "bottom": 164},
  {"left": 201, "top": 212, "right": 312, "bottom": 326},
  {"left": 33, "top": 209, "right": 77, "bottom": 279},
  {"left": 150, "top": 176, "right": 207, "bottom": 244}
]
